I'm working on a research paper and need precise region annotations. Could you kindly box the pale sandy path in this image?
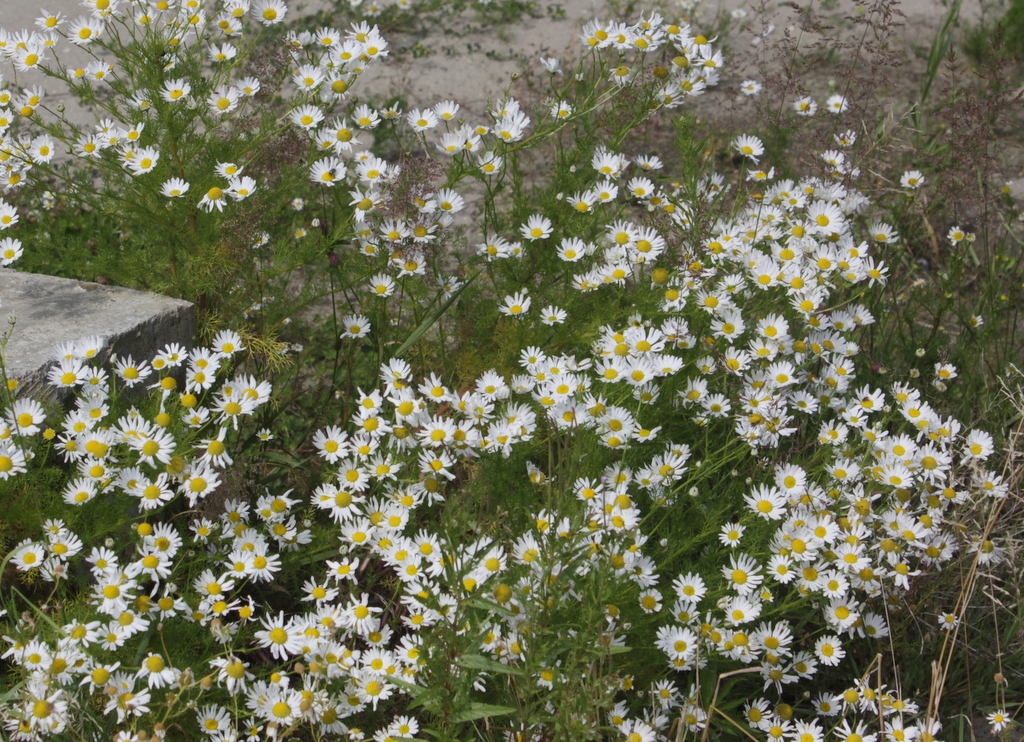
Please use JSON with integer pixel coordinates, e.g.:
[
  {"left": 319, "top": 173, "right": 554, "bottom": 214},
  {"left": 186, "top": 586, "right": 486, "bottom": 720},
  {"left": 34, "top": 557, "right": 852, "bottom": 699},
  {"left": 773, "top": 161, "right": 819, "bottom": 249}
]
[{"left": 0, "top": 0, "right": 979, "bottom": 131}]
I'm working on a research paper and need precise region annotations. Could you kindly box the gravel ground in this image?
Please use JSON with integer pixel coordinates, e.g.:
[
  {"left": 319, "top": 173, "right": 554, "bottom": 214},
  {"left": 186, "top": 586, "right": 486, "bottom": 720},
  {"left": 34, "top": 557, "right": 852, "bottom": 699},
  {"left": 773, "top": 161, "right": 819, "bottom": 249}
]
[{"left": 1, "top": 0, "right": 977, "bottom": 127}]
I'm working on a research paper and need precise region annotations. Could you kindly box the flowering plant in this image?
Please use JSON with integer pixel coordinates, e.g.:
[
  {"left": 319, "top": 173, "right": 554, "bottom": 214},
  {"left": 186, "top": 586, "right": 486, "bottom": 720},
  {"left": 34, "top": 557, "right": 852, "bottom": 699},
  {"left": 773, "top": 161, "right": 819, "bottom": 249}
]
[{"left": 0, "top": 0, "right": 1020, "bottom": 740}]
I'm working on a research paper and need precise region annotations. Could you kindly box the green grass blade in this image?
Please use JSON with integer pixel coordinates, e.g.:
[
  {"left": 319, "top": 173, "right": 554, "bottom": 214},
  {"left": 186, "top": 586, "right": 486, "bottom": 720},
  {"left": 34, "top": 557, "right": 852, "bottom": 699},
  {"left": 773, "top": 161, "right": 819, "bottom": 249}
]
[
  {"left": 920, "top": 0, "right": 963, "bottom": 116},
  {"left": 394, "top": 271, "right": 480, "bottom": 358}
]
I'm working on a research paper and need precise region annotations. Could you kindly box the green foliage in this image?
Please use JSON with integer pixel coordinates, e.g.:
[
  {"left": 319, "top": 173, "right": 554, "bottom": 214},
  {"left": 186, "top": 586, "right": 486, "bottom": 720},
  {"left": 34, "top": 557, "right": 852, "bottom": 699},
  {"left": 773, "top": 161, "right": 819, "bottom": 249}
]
[
  {"left": 0, "top": 0, "right": 1022, "bottom": 740},
  {"left": 964, "top": 0, "right": 1024, "bottom": 63}
]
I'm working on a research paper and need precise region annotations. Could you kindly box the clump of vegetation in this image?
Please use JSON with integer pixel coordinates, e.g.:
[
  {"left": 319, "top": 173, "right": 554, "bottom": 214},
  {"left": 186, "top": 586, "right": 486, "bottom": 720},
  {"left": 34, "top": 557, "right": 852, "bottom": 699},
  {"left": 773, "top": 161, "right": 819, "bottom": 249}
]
[{"left": 0, "top": 0, "right": 1021, "bottom": 740}]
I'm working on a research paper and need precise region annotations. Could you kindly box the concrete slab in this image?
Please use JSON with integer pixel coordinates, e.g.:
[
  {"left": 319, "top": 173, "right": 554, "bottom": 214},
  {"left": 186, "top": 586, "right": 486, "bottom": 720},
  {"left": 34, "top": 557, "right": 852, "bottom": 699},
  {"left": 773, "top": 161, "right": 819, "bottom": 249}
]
[{"left": 0, "top": 269, "right": 194, "bottom": 399}]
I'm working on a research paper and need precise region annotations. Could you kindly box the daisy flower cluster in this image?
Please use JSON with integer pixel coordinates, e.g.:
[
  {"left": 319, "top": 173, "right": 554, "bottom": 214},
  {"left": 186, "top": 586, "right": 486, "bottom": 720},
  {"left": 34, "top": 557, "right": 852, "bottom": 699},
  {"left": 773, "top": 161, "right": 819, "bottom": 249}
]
[
  {"left": 579, "top": 14, "right": 724, "bottom": 100},
  {"left": 282, "top": 19, "right": 725, "bottom": 329},
  {"left": 0, "top": 331, "right": 279, "bottom": 737},
  {"left": 287, "top": 130, "right": 1006, "bottom": 740},
  {"left": 415, "top": 122, "right": 1005, "bottom": 741},
  {"left": 0, "top": 1, "right": 389, "bottom": 213},
  {"left": 0, "top": 195, "right": 22, "bottom": 266},
  {"left": 0, "top": 1, "right": 1015, "bottom": 740},
  {"left": 291, "top": 13, "right": 724, "bottom": 273}
]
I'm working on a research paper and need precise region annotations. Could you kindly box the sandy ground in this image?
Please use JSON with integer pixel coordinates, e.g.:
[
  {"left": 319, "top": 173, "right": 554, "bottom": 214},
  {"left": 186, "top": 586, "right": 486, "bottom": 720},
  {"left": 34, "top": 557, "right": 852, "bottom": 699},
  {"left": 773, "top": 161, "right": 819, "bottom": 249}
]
[
  {"left": 347, "top": 0, "right": 984, "bottom": 118},
  {"left": 0, "top": 0, "right": 986, "bottom": 130},
  {"left": 3, "top": 0, "right": 1018, "bottom": 228}
]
